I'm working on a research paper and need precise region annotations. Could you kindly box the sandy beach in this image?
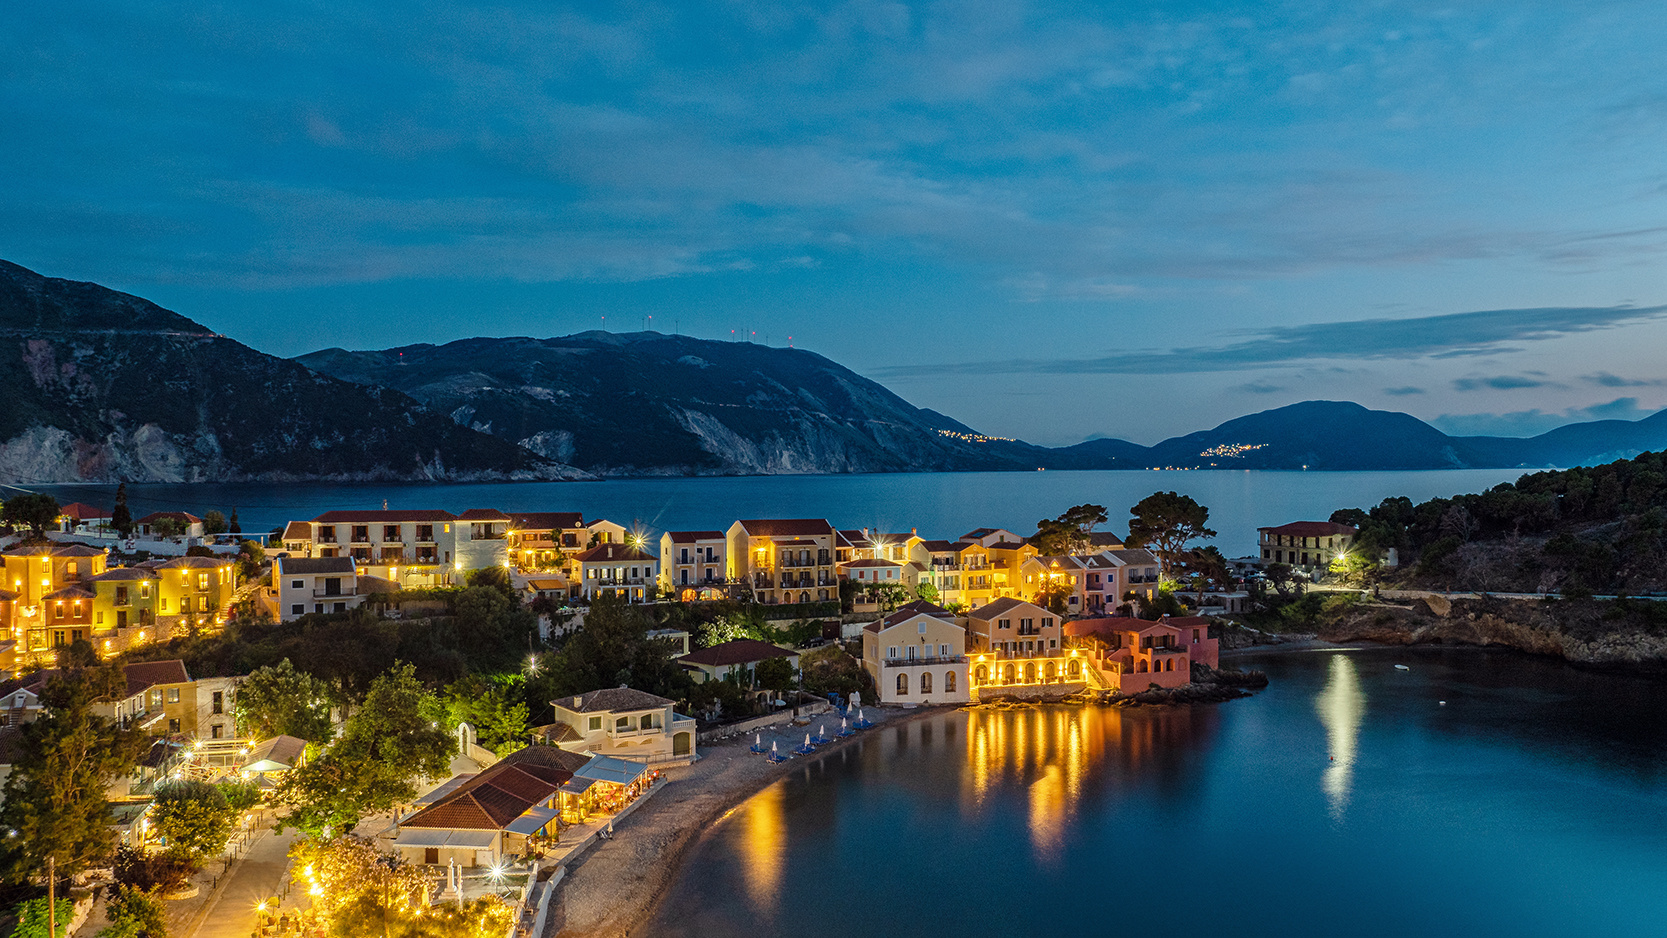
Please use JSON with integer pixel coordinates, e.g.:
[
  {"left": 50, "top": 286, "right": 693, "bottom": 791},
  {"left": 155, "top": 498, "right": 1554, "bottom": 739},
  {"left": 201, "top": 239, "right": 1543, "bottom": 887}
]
[{"left": 545, "top": 704, "right": 936, "bottom": 938}]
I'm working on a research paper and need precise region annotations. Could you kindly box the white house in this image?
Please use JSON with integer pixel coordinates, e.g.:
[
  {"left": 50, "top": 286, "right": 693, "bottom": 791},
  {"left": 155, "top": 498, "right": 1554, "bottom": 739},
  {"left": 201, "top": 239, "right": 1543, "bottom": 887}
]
[
  {"left": 273, "top": 556, "right": 395, "bottom": 620},
  {"left": 545, "top": 687, "right": 698, "bottom": 764}
]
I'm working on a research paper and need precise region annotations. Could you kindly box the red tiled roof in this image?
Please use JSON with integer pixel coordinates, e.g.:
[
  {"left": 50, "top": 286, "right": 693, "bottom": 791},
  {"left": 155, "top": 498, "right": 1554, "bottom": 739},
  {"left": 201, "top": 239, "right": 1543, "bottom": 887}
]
[
  {"left": 966, "top": 596, "right": 1046, "bottom": 620},
  {"left": 1064, "top": 617, "right": 1180, "bottom": 639},
  {"left": 404, "top": 747, "right": 591, "bottom": 831},
  {"left": 136, "top": 511, "right": 202, "bottom": 524},
  {"left": 1258, "top": 521, "right": 1356, "bottom": 537},
  {"left": 509, "top": 512, "right": 584, "bottom": 530},
  {"left": 43, "top": 586, "right": 94, "bottom": 600},
  {"left": 735, "top": 519, "right": 834, "bottom": 537},
  {"left": 666, "top": 531, "right": 724, "bottom": 543},
  {"left": 457, "top": 508, "right": 510, "bottom": 521},
  {"left": 123, "top": 660, "right": 190, "bottom": 697},
  {"left": 87, "top": 568, "right": 159, "bottom": 582},
  {"left": 679, "top": 639, "right": 796, "bottom": 667},
  {"left": 58, "top": 502, "right": 109, "bottom": 520},
  {"left": 574, "top": 543, "right": 655, "bottom": 563},
  {"left": 309, "top": 509, "right": 457, "bottom": 523},
  {"left": 281, "top": 521, "right": 313, "bottom": 540},
  {"left": 156, "top": 555, "right": 231, "bottom": 569},
  {"left": 553, "top": 688, "right": 677, "bottom": 713},
  {"left": 845, "top": 559, "right": 901, "bottom": 568}
]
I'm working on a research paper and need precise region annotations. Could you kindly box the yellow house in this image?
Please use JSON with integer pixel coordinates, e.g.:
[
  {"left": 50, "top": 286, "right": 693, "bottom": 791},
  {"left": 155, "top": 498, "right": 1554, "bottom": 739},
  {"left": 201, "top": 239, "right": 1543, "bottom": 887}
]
[
  {"left": 147, "top": 556, "right": 238, "bottom": 632},
  {"left": 860, "top": 601, "right": 969, "bottom": 704},
  {"left": 725, "top": 519, "right": 838, "bottom": 605},
  {"left": 86, "top": 567, "right": 162, "bottom": 656},
  {"left": 2, "top": 544, "right": 108, "bottom": 664}
]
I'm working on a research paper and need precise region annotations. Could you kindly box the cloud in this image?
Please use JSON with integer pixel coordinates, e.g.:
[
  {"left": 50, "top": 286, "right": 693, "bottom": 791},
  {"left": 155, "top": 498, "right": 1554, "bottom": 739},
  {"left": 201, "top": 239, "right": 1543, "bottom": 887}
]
[
  {"left": 1452, "top": 374, "right": 1558, "bottom": 391},
  {"left": 1431, "top": 397, "right": 1663, "bottom": 437},
  {"left": 1235, "top": 380, "right": 1285, "bottom": 394},
  {"left": 1383, "top": 386, "right": 1425, "bottom": 395},
  {"left": 874, "top": 304, "right": 1667, "bottom": 377},
  {"left": 1583, "top": 371, "right": 1664, "bottom": 388}
]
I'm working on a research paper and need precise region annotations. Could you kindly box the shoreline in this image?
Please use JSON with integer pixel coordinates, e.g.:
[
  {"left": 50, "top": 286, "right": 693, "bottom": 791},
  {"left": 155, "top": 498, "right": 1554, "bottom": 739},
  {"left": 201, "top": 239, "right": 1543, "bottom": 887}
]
[{"left": 547, "top": 704, "right": 942, "bottom": 938}]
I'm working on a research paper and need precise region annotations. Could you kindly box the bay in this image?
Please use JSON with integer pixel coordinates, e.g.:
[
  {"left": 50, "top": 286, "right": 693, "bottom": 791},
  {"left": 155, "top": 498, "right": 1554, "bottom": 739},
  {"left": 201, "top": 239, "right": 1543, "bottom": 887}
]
[
  {"left": 646, "top": 647, "right": 1667, "bottom": 938},
  {"left": 25, "top": 468, "right": 1522, "bottom": 556}
]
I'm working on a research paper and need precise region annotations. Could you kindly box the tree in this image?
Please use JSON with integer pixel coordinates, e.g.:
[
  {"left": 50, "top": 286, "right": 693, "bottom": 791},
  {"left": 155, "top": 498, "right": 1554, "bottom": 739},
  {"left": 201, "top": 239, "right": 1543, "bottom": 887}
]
[
  {"left": 1127, "top": 492, "right": 1217, "bottom": 580},
  {"left": 228, "top": 508, "right": 241, "bottom": 535},
  {"left": 112, "top": 483, "right": 134, "bottom": 538},
  {"left": 695, "top": 612, "right": 758, "bottom": 649},
  {"left": 217, "top": 778, "right": 263, "bottom": 814},
  {"left": 275, "top": 663, "right": 454, "bottom": 837},
  {"left": 3, "top": 493, "right": 60, "bottom": 539},
  {"left": 202, "top": 511, "right": 227, "bottom": 536},
  {"left": 1179, "top": 545, "right": 1233, "bottom": 590},
  {"left": 112, "top": 844, "right": 193, "bottom": 894},
  {"left": 153, "top": 517, "right": 188, "bottom": 540},
  {"left": 538, "top": 593, "right": 686, "bottom": 700},
  {"left": 753, "top": 656, "right": 796, "bottom": 692},
  {"left": 151, "top": 781, "right": 234, "bottom": 863},
  {"left": 1329, "top": 551, "right": 1379, "bottom": 587},
  {"left": 0, "top": 664, "right": 146, "bottom": 881},
  {"left": 914, "top": 581, "right": 940, "bottom": 605},
  {"left": 1031, "top": 503, "right": 1109, "bottom": 556},
  {"left": 234, "top": 659, "right": 335, "bottom": 744},
  {"left": 444, "top": 675, "right": 529, "bottom": 756},
  {"left": 1035, "top": 572, "right": 1071, "bottom": 614},
  {"left": 874, "top": 583, "right": 908, "bottom": 612},
  {"left": 1264, "top": 563, "right": 1306, "bottom": 602},
  {"left": 288, "top": 837, "right": 511, "bottom": 938},
  {"left": 97, "top": 887, "right": 169, "bottom": 938},
  {"left": 12, "top": 897, "right": 77, "bottom": 938}
]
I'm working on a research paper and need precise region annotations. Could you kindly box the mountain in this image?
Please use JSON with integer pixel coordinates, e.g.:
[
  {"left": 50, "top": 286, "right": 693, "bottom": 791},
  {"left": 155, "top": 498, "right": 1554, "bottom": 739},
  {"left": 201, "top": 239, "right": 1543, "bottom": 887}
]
[
  {"left": 0, "top": 260, "right": 580, "bottom": 483},
  {"left": 296, "top": 333, "right": 1041, "bottom": 475}
]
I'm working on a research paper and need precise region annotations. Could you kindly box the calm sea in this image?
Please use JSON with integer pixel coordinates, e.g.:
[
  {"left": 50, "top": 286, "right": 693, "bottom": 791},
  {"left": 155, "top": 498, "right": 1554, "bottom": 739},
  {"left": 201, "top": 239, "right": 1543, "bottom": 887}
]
[
  {"left": 26, "top": 468, "right": 1522, "bottom": 556},
  {"left": 646, "top": 646, "right": 1667, "bottom": 938}
]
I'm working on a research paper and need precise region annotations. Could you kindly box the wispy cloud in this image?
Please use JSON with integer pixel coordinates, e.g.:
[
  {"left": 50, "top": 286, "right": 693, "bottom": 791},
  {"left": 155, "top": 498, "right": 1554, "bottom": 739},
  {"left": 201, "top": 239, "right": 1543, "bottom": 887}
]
[
  {"left": 1583, "top": 371, "right": 1665, "bottom": 388},
  {"left": 1432, "top": 397, "right": 1664, "bottom": 436},
  {"left": 1383, "top": 385, "right": 1425, "bottom": 395},
  {"left": 1235, "top": 380, "right": 1285, "bottom": 394},
  {"left": 874, "top": 304, "right": 1667, "bottom": 377},
  {"left": 1452, "top": 373, "right": 1560, "bottom": 391}
]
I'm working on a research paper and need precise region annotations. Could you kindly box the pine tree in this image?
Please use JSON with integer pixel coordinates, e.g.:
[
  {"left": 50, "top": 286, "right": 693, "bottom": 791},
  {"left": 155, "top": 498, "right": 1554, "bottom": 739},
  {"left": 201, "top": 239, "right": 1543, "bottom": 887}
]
[{"left": 111, "top": 483, "right": 133, "bottom": 538}]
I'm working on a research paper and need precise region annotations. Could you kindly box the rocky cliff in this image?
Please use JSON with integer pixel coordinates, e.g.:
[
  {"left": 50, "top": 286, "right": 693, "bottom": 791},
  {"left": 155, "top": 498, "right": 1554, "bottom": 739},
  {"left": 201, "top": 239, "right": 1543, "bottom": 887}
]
[
  {"left": 0, "top": 260, "right": 583, "bottom": 483},
  {"left": 1316, "top": 594, "right": 1667, "bottom": 672},
  {"left": 297, "top": 333, "right": 1046, "bottom": 476}
]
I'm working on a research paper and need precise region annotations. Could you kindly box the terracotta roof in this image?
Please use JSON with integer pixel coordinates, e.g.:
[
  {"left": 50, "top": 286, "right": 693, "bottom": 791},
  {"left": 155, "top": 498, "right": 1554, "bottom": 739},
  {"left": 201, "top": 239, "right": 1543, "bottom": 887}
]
[
  {"left": 53, "top": 544, "right": 105, "bottom": 558},
  {"left": 276, "top": 557, "right": 356, "bottom": 575},
  {"left": 919, "top": 539, "right": 962, "bottom": 552},
  {"left": 4, "top": 543, "right": 106, "bottom": 558},
  {"left": 156, "top": 555, "right": 231, "bottom": 569},
  {"left": 986, "top": 540, "right": 1029, "bottom": 551},
  {"left": 404, "top": 746, "right": 592, "bottom": 831},
  {"left": 123, "top": 660, "right": 190, "bottom": 697},
  {"left": 845, "top": 559, "right": 902, "bottom": 568},
  {"left": 967, "top": 596, "right": 1047, "bottom": 620},
  {"left": 457, "top": 508, "right": 511, "bottom": 521},
  {"left": 136, "top": 511, "right": 202, "bottom": 524},
  {"left": 532, "top": 723, "right": 583, "bottom": 744},
  {"left": 1087, "top": 532, "right": 1127, "bottom": 547},
  {"left": 0, "top": 589, "right": 17, "bottom": 602},
  {"left": 1106, "top": 548, "right": 1159, "bottom": 565},
  {"left": 87, "top": 567, "right": 159, "bottom": 582},
  {"left": 1259, "top": 521, "right": 1357, "bottom": 537},
  {"left": 666, "top": 531, "right": 725, "bottom": 543},
  {"left": 524, "top": 578, "right": 569, "bottom": 590},
  {"left": 679, "top": 639, "right": 797, "bottom": 667},
  {"left": 735, "top": 519, "right": 834, "bottom": 537},
  {"left": 1064, "top": 616, "right": 1181, "bottom": 638},
  {"left": 509, "top": 512, "right": 585, "bottom": 530},
  {"left": 309, "top": 509, "right": 456, "bottom": 523},
  {"left": 281, "top": 521, "right": 312, "bottom": 540},
  {"left": 0, "top": 672, "right": 51, "bottom": 700},
  {"left": 43, "top": 585, "right": 94, "bottom": 600},
  {"left": 574, "top": 543, "right": 655, "bottom": 563},
  {"left": 553, "top": 687, "right": 677, "bottom": 714},
  {"left": 58, "top": 502, "right": 109, "bottom": 520},
  {"left": 772, "top": 538, "right": 820, "bottom": 547}
]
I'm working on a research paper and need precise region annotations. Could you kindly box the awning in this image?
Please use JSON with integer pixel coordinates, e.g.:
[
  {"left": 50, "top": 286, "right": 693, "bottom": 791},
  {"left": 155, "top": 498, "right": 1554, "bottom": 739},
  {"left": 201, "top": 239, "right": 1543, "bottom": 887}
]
[
  {"left": 504, "top": 806, "right": 561, "bottom": 835},
  {"left": 573, "top": 754, "right": 647, "bottom": 786},
  {"left": 393, "top": 829, "right": 497, "bottom": 849}
]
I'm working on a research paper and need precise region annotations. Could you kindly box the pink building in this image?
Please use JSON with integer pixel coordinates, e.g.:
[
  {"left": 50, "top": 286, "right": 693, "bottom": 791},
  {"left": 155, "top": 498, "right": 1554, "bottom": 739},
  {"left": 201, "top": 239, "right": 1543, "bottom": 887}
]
[{"left": 1064, "top": 615, "right": 1219, "bottom": 694}]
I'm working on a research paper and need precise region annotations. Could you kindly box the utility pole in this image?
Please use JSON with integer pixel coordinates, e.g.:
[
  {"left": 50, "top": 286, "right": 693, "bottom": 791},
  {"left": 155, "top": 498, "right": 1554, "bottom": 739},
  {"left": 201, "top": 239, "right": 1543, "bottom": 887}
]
[{"left": 47, "top": 855, "right": 55, "bottom": 937}]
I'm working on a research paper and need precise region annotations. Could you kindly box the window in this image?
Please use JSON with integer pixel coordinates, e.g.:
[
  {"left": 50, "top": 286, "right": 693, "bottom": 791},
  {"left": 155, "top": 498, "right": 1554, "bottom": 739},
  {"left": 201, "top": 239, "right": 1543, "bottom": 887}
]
[
  {"left": 291, "top": 580, "right": 303, "bottom": 589},
  {"left": 167, "top": 688, "right": 180, "bottom": 703},
  {"left": 588, "top": 716, "right": 602, "bottom": 731},
  {"left": 1042, "top": 617, "right": 1055, "bottom": 629},
  {"left": 917, "top": 622, "right": 927, "bottom": 633},
  {"left": 67, "top": 561, "right": 77, "bottom": 576},
  {"left": 425, "top": 847, "right": 440, "bottom": 865},
  {"left": 197, "top": 573, "right": 209, "bottom": 591},
  {"left": 140, "top": 582, "right": 150, "bottom": 599},
  {"left": 615, "top": 717, "right": 631, "bottom": 733},
  {"left": 945, "top": 671, "right": 958, "bottom": 692},
  {"left": 886, "top": 646, "right": 898, "bottom": 659},
  {"left": 291, "top": 605, "right": 304, "bottom": 616},
  {"left": 168, "top": 719, "right": 180, "bottom": 733},
  {"left": 96, "top": 612, "right": 103, "bottom": 624},
  {"left": 640, "top": 713, "right": 657, "bottom": 731},
  {"left": 998, "top": 618, "right": 1011, "bottom": 630},
  {"left": 920, "top": 672, "right": 933, "bottom": 694},
  {"left": 939, "top": 644, "right": 951, "bottom": 657},
  {"left": 384, "top": 525, "right": 400, "bottom": 542},
  {"left": 210, "top": 724, "right": 223, "bottom": 739},
  {"left": 417, "top": 524, "right": 434, "bottom": 541},
  {"left": 212, "top": 691, "right": 223, "bottom": 714},
  {"left": 319, "top": 525, "right": 335, "bottom": 541},
  {"left": 896, "top": 673, "right": 908, "bottom": 695},
  {"left": 160, "top": 598, "right": 169, "bottom": 611},
  {"left": 352, "top": 525, "right": 369, "bottom": 542}
]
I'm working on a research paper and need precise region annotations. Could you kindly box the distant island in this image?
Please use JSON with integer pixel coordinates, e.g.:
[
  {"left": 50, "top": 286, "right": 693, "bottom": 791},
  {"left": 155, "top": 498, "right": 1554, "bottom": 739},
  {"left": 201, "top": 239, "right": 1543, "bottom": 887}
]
[{"left": 5, "top": 258, "right": 1667, "bottom": 483}]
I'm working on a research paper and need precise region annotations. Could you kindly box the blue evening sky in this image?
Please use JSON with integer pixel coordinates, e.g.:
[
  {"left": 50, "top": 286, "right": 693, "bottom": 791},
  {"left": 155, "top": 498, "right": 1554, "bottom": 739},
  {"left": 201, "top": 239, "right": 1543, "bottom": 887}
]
[{"left": 5, "top": 1, "right": 1667, "bottom": 445}]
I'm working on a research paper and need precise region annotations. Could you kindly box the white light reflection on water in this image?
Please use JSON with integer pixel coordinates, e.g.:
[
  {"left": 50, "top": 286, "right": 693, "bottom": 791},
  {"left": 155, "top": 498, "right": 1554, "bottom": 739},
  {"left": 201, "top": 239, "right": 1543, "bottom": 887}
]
[{"left": 1315, "top": 654, "right": 1367, "bottom": 821}]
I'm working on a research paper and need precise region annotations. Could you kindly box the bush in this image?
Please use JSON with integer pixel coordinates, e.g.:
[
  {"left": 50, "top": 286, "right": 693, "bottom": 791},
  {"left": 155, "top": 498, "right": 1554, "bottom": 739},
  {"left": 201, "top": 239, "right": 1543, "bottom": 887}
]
[
  {"left": 112, "top": 846, "right": 194, "bottom": 894},
  {"left": 10, "top": 897, "right": 76, "bottom": 938},
  {"left": 98, "top": 887, "right": 168, "bottom": 938},
  {"left": 151, "top": 781, "right": 233, "bottom": 863}
]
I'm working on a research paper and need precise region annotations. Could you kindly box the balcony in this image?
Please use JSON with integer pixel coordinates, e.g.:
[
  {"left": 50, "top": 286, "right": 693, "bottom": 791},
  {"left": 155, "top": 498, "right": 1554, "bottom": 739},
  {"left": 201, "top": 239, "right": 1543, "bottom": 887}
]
[{"left": 882, "top": 655, "right": 967, "bottom": 667}]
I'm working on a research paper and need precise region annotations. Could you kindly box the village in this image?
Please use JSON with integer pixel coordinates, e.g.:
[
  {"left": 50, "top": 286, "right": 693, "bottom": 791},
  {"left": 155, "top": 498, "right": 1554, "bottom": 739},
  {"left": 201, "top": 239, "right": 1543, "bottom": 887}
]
[{"left": 0, "top": 491, "right": 1353, "bottom": 937}]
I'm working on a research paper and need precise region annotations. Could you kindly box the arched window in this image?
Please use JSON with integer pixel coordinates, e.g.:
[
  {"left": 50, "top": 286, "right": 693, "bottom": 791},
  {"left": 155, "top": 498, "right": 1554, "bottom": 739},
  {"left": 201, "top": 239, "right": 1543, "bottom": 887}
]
[
  {"left": 945, "top": 671, "right": 957, "bottom": 693},
  {"left": 974, "top": 665, "right": 988, "bottom": 685},
  {"left": 1024, "top": 662, "right": 1037, "bottom": 684},
  {"left": 1137, "top": 660, "right": 1148, "bottom": 673},
  {"left": 1164, "top": 658, "right": 1173, "bottom": 672},
  {"left": 896, "top": 673, "right": 909, "bottom": 695},
  {"left": 921, "top": 671, "right": 933, "bottom": 694},
  {"left": 800, "top": 591, "right": 810, "bottom": 603},
  {"left": 1068, "top": 659, "right": 1081, "bottom": 677},
  {"left": 1003, "top": 663, "right": 1015, "bottom": 684},
  {"left": 1044, "top": 661, "right": 1057, "bottom": 680}
]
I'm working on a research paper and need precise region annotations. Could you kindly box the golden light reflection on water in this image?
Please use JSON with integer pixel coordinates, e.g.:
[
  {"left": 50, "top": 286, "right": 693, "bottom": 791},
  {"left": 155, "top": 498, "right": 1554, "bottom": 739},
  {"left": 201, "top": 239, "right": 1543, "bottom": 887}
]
[
  {"left": 1315, "top": 654, "right": 1367, "bottom": 821},
  {"left": 965, "top": 707, "right": 1119, "bottom": 863},
  {"left": 739, "top": 781, "right": 786, "bottom": 912}
]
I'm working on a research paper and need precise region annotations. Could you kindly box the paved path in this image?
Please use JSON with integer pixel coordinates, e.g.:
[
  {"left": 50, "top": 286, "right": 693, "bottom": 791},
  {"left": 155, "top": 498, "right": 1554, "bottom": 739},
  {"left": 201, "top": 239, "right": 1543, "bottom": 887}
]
[{"left": 186, "top": 828, "right": 296, "bottom": 938}]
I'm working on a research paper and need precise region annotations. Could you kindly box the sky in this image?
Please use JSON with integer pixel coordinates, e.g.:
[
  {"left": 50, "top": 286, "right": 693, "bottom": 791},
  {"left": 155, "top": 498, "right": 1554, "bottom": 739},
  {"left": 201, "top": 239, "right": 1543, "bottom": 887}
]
[{"left": 6, "top": 1, "right": 1667, "bottom": 446}]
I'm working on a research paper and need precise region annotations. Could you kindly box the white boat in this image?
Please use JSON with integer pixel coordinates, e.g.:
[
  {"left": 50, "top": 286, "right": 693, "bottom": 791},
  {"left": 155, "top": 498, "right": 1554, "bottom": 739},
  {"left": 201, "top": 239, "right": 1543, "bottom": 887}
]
[{"left": 1394, "top": 664, "right": 1410, "bottom": 671}]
